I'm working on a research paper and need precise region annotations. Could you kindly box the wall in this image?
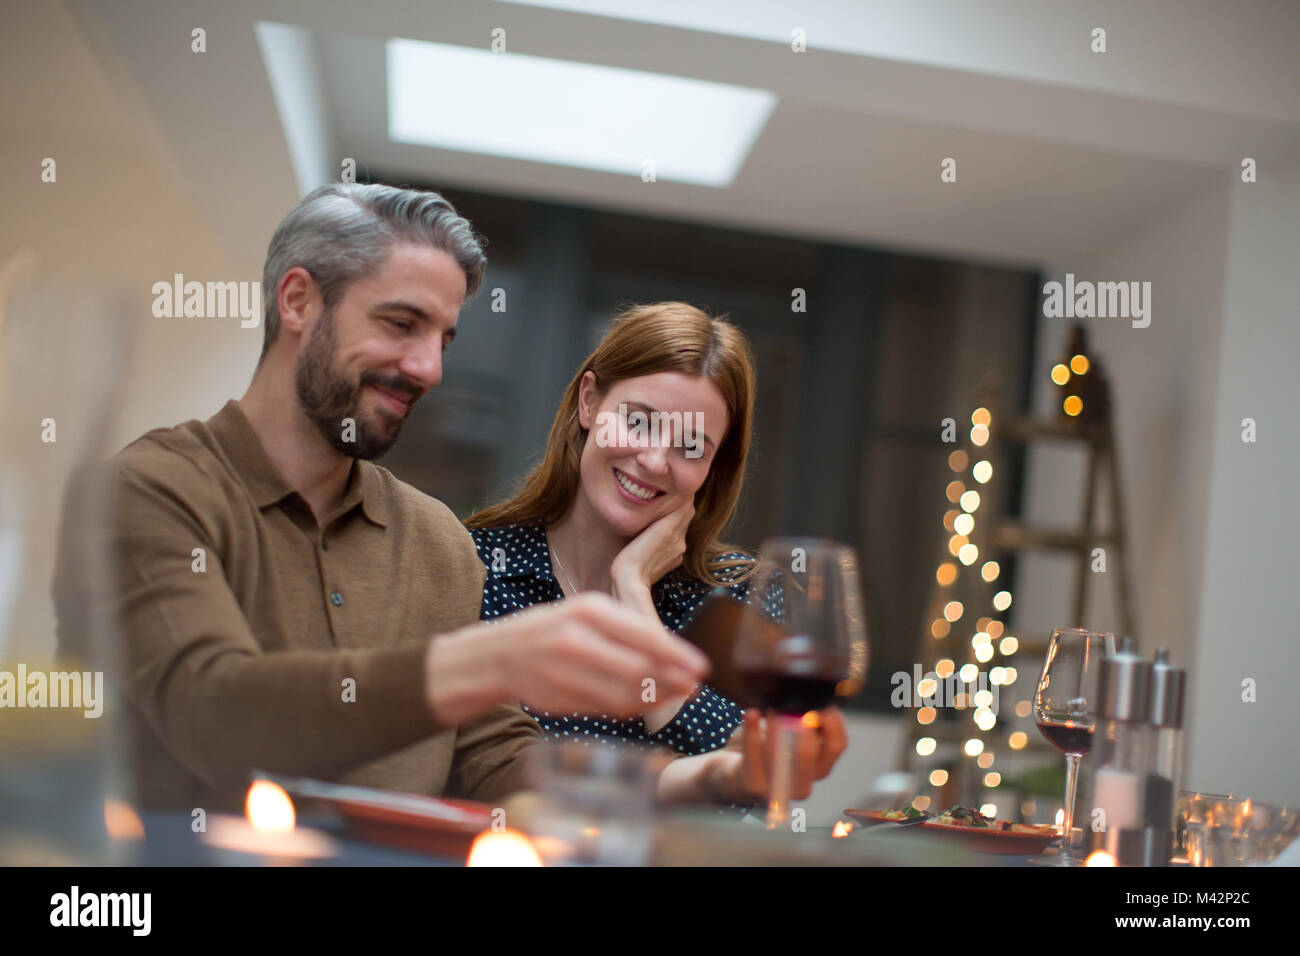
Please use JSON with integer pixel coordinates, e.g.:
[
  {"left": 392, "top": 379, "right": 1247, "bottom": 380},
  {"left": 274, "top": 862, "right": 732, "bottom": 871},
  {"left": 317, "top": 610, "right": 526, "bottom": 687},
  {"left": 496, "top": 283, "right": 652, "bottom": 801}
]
[
  {"left": 1188, "top": 159, "right": 1300, "bottom": 803},
  {"left": 1019, "top": 180, "right": 1230, "bottom": 668}
]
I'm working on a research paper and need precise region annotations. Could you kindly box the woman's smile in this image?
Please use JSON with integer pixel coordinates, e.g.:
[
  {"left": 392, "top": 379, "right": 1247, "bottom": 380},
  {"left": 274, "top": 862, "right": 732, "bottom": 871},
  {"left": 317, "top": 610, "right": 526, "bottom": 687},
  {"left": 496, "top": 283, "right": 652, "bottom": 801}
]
[{"left": 613, "top": 466, "right": 665, "bottom": 504}]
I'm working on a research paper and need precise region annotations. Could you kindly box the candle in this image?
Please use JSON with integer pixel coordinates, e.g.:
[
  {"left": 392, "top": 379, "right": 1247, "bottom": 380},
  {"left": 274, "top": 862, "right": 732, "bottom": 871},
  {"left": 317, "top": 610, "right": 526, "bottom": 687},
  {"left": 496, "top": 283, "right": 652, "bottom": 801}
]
[
  {"left": 466, "top": 829, "right": 543, "bottom": 867},
  {"left": 200, "top": 815, "right": 337, "bottom": 863},
  {"left": 1093, "top": 768, "right": 1142, "bottom": 855},
  {"left": 199, "top": 782, "right": 336, "bottom": 864}
]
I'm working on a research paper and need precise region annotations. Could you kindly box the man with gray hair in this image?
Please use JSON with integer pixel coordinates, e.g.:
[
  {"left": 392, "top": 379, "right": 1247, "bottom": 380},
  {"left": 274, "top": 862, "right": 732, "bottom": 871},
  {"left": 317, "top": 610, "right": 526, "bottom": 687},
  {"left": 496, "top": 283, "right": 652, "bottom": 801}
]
[{"left": 54, "top": 183, "right": 780, "bottom": 814}]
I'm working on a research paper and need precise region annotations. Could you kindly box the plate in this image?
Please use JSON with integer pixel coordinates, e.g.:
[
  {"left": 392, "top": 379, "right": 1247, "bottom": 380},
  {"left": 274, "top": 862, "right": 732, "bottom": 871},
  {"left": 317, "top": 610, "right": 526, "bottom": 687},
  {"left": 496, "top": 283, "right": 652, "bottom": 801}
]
[
  {"left": 843, "top": 809, "right": 1058, "bottom": 854},
  {"left": 255, "top": 772, "right": 494, "bottom": 859},
  {"left": 332, "top": 793, "right": 493, "bottom": 859}
]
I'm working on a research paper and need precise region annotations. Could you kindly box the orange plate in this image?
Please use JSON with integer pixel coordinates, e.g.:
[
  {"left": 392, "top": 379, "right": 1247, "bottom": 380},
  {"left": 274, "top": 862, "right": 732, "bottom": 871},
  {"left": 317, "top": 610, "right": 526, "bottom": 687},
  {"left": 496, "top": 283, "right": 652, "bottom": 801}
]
[
  {"left": 326, "top": 792, "right": 494, "bottom": 859},
  {"left": 843, "top": 809, "right": 1057, "bottom": 854}
]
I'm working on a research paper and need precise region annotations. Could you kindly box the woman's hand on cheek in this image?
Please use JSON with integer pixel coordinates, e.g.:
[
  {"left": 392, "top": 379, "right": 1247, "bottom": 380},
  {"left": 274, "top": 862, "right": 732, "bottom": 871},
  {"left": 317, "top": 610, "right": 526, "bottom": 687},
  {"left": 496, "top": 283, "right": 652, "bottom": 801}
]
[{"left": 610, "top": 499, "right": 695, "bottom": 590}]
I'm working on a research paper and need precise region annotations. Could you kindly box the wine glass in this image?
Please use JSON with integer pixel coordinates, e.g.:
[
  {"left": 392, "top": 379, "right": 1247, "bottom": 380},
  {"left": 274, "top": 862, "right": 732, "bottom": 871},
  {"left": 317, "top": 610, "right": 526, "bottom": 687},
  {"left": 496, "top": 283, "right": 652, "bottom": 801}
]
[
  {"left": 733, "top": 538, "right": 868, "bottom": 829},
  {"left": 1029, "top": 627, "right": 1115, "bottom": 866}
]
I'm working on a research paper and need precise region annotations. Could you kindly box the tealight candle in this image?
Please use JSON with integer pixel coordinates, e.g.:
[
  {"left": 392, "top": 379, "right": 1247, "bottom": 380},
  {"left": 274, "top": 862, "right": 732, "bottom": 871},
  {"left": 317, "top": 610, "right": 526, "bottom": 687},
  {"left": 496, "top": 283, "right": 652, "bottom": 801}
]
[
  {"left": 199, "top": 782, "right": 336, "bottom": 864},
  {"left": 200, "top": 814, "right": 337, "bottom": 864}
]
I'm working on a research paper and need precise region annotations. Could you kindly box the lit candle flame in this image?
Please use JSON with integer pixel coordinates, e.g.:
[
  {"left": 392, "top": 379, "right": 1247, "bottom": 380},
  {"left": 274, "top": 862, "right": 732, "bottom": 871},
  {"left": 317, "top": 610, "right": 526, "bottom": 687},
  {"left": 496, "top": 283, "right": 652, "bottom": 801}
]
[
  {"left": 245, "top": 781, "right": 296, "bottom": 833},
  {"left": 467, "top": 829, "right": 544, "bottom": 867}
]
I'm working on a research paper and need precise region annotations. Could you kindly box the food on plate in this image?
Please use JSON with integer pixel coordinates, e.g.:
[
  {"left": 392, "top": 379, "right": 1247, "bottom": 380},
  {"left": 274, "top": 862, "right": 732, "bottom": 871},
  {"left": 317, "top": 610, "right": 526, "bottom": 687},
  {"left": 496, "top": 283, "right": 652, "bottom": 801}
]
[
  {"left": 931, "top": 805, "right": 992, "bottom": 828},
  {"left": 876, "top": 807, "right": 926, "bottom": 822},
  {"left": 880, "top": 805, "right": 1055, "bottom": 833}
]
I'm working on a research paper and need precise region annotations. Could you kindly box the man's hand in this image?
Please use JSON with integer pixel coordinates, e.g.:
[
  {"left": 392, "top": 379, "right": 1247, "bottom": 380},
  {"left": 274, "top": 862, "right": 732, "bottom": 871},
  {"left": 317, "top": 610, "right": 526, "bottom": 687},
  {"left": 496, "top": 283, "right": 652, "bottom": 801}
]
[{"left": 424, "top": 592, "right": 710, "bottom": 727}]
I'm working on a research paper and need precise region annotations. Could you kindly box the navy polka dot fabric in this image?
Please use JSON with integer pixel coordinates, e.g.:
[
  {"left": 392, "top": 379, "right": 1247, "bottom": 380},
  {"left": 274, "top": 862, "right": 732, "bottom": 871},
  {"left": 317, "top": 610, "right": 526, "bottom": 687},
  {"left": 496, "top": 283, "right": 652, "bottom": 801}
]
[{"left": 471, "top": 523, "right": 755, "bottom": 756}]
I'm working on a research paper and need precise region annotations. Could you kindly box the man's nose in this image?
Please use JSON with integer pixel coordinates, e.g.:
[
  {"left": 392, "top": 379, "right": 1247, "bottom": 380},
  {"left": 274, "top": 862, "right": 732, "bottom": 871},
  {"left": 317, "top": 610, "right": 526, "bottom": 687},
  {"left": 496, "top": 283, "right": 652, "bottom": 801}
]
[{"left": 400, "top": 336, "right": 443, "bottom": 391}]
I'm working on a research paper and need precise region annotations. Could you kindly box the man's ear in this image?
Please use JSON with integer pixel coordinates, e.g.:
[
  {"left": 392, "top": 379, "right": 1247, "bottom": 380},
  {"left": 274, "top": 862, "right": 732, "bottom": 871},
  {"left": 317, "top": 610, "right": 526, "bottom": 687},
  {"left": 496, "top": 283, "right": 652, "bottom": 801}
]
[
  {"left": 576, "top": 371, "right": 599, "bottom": 429},
  {"left": 277, "top": 266, "right": 320, "bottom": 337}
]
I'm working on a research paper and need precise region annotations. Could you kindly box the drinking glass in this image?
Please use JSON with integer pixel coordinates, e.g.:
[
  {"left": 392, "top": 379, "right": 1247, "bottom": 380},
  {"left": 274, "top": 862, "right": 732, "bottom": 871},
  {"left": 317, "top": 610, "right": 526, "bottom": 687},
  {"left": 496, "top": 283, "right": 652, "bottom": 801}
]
[
  {"left": 1178, "top": 793, "right": 1300, "bottom": 865},
  {"left": 1029, "top": 627, "right": 1115, "bottom": 866},
  {"left": 528, "top": 740, "right": 667, "bottom": 866},
  {"left": 733, "top": 538, "right": 868, "bottom": 829}
]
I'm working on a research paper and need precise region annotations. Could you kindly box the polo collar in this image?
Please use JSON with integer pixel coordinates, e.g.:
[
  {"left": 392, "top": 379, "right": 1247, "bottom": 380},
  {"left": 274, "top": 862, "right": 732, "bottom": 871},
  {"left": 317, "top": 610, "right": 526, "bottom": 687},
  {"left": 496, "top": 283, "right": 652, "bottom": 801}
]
[{"left": 207, "top": 400, "right": 389, "bottom": 527}]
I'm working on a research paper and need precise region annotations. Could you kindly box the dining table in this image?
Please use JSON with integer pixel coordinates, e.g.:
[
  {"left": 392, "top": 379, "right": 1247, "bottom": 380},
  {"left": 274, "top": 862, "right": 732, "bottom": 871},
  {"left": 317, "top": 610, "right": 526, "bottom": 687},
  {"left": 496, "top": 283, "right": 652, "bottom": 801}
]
[{"left": 127, "top": 809, "right": 1044, "bottom": 867}]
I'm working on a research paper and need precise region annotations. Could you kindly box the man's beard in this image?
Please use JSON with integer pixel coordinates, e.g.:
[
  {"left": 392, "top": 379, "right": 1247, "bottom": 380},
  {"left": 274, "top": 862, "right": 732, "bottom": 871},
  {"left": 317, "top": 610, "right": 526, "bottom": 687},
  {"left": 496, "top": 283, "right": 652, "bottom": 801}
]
[{"left": 294, "top": 308, "right": 420, "bottom": 460}]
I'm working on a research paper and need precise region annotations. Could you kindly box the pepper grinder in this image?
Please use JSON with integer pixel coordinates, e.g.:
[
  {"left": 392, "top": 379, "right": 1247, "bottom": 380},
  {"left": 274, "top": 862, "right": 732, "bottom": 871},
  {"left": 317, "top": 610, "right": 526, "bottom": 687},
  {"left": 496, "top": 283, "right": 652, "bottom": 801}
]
[{"left": 1141, "top": 648, "right": 1186, "bottom": 865}]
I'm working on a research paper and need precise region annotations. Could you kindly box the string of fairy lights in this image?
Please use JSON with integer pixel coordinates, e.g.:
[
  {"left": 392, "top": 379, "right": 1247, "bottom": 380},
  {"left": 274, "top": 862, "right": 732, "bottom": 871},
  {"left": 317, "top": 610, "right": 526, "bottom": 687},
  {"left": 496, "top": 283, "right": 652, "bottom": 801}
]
[
  {"left": 910, "top": 346, "right": 1093, "bottom": 820},
  {"left": 1052, "top": 352, "right": 1091, "bottom": 418},
  {"left": 911, "top": 406, "right": 1018, "bottom": 818}
]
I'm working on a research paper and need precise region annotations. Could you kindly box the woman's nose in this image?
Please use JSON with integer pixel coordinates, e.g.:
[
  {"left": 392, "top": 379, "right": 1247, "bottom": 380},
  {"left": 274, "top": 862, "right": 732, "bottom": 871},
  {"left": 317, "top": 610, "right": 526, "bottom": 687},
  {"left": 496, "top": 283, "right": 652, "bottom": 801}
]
[{"left": 637, "top": 442, "right": 670, "bottom": 474}]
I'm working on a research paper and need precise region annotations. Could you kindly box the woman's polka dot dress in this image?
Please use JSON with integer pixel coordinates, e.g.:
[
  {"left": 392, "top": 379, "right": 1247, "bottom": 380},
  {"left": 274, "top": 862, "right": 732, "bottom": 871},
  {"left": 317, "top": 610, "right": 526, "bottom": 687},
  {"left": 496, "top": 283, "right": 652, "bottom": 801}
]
[{"left": 470, "top": 523, "right": 756, "bottom": 756}]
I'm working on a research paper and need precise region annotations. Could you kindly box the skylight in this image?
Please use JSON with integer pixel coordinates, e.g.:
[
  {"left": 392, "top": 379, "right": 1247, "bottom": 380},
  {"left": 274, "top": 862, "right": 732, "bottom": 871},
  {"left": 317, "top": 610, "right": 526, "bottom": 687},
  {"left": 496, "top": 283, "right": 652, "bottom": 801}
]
[{"left": 386, "top": 37, "right": 776, "bottom": 187}]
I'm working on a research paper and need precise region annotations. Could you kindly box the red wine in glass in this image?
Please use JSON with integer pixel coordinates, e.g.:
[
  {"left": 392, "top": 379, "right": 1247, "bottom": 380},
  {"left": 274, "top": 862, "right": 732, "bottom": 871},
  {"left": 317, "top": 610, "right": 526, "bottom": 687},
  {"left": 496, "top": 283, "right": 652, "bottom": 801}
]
[
  {"left": 732, "top": 539, "right": 868, "bottom": 829},
  {"left": 741, "top": 670, "right": 839, "bottom": 716},
  {"left": 1030, "top": 628, "right": 1115, "bottom": 866},
  {"left": 1035, "top": 719, "right": 1095, "bottom": 755}
]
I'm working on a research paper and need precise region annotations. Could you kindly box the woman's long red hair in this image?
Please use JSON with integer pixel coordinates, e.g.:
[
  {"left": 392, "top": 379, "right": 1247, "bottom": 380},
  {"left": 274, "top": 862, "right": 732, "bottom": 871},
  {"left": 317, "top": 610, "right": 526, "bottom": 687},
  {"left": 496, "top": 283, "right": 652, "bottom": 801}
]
[{"left": 465, "top": 302, "right": 757, "bottom": 586}]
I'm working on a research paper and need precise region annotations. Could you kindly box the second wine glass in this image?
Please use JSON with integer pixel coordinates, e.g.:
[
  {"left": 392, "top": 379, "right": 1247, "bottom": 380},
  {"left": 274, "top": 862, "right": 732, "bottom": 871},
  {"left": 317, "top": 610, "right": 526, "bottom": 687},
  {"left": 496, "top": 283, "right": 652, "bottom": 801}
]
[{"left": 1030, "top": 626, "right": 1116, "bottom": 866}]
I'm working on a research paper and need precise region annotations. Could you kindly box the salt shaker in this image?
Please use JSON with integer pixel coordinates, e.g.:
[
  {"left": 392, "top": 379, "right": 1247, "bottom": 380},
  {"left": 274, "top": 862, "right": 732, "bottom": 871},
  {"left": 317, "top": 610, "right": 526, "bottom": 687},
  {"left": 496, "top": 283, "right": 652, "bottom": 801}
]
[{"left": 1087, "top": 637, "right": 1152, "bottom": 864}]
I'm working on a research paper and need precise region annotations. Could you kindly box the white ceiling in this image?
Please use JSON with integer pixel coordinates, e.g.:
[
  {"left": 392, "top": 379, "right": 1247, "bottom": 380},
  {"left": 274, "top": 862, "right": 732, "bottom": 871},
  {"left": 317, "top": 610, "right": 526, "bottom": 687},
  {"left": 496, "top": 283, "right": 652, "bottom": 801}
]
[{"left": 62, "top": 0, "right": 1300, "bottom": 270}]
